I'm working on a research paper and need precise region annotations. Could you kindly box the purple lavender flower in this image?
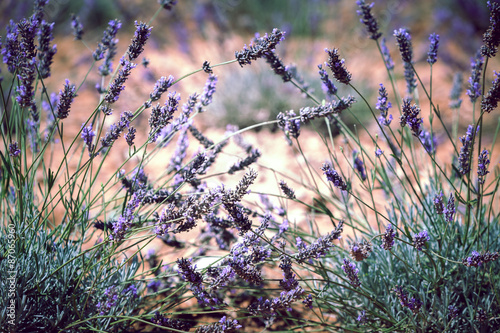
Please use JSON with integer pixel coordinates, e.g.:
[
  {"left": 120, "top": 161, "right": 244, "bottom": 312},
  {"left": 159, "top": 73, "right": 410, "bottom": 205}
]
[
  {"left": 96, "top": 286, "right": 118, "bottom": 315},
  {"left": 481, "top": 71, "right": 500, "bottom": 113},
  {"left": 104, "top": 58, "right": 137, "bottom": 104},
  {"left": 380, "top": 225, "right": 397, "bottom": 251},
  {"left": 412, "top": 230, "right": 429, "bottom": 251},
  {"left": 350, "top": 239, "right": 372, "bottom": 261},
  {"left": 357, "top": 310, "right": 367, "bottom": 324},
  {"left": 55, "top": 79, "right": 76, "bottom": 119},
  {"left": 18, "top": 18, "right": 37, "bottom": 59},
  {"left": 458, "top": 125, "right": 476, "bottom": 175},
  {"left": 467, "top": 52, "right": 484, "bottom": 103},
  {"left": 434, "top": 192, "right": 444, "bottom": 214},
  {"left": 81, "top": 123, "right": 95, "bottom": 157},
  {"left": 9, "top": 142, "right": 21, "bottom": 157},
  {"left": 356, "top": 0, "right": 382, "bottom": 40},
  {"left": 302, "top": 294, "right": 313, "bottom": 310},
  {"left": 71, "top": 14, "right": 84, "bottom": 40},
  {"left": 375, "top": 148, "right": 384, "bottom": 157},
  {"left": 37, "top": 20, "right": 57, "bottom": 79},
  {"left": 354, "top": 154, "right": 367, "bottom": 181},
  {"left": 277, "top": 110, "right": 301, "bottom": 141},
  {"left": 16, "top": 57, "right": 37, "bottom": 108},
  {"left": 197, "top": 74, "right": 218, "bottom": 112},
  {"left": 318, "top": 63, "right": 338, "bottom": 97},
  {"left": 325, "top": 48, "right": 352, "bottom": 84},
  {"left": 419, "top": 130, "right": 437, "bottom": 154},
  {"left": 427, "top": 33, "right": 439, "bottom": 65},
  {"left": 235, "top": 28, "right": 285, "bottom": 67},
  {"left": 448, "top": 305, "right": 459, "bottom": 319},
  {"left": 380, "top": 37, "right": 394, "bottom": 70},
  {"left": 449, "top": 72, "right": 463, "bottom": 109},
  {"left": 2, "top": 20, "right": 19, "bottom": 74},
  {"left": 93, "top": 19, "right": 121, "bottom": 61},
  {"left": 101, "top": 111, "right": 134, "bottom": 150},
  {"left": 177, "top": 258, "right": 203, "bottom": 285},
  {"left": 296, "top": 221, "right": 344, "bottom": 263},
  {"left": 228, "top": 148, "right": 261, "bottom": 174},
  {"left": 393, "top": 286, "right": 422, "bottom": 314},
  {"left": 408, "top": 297, "right": 423, "bottom": 314},
  {"left": 125, "top": 126, "right": 136, "bottom": 146},
  {"left": 168, "top": 130, "right": 189, "bottom": 172},
  {"left": 444, "top": 194, "right": 455, "bottom": 223},
  {"left": 400, "top": 98, "right": 422, "bottom": 137},
  {"left": 300, "top": 96, "right": 356, "bottom": 122},
  {"left": 110, "top": 188, "right": 144, "bottom": 242},
  {"left": 279, "top": 255, "right": 299, "bottom": 291},
  {"left": 127, "top": 21, "right": 152, "bottom": 61},
  {"left": 279, "top": 179, "right": 296, "bottom": 200},
  {"left": 264, "top": 49, "right": 292, "bottom": 82},
  {"left": 394, "top": 28, "right": 413, "bottom": 63},
  {"left": 341, "top": 258, "right": 361, "bottom": 288},
  {"left": 376, "top": 83, "right": 392, "bottom": 126},
  {"left": 218, "top": 316, "right": 242, "bottom": 332},
  {"left": 148, "top": 75, "right": 175, "bottom": 104},
  {"left": 477, "top": 149, "right": 490, "bottom": 184},
  {"left": 481, "top": 1, "right": 500, "bottom": 58},
  {"left": 403, "top": 61, "right": 417, "bottom": 94},
  {"left": 462, "top": 250, "right": 499, "bottom": 267},
  {"left": 148, "top": 91, "right": 180, "bottom": 142},
  {"left": 321, "top": 162, "right": 348, "bottom": 191},
  {"left": 150, "top": 312, "right": 193, "bottom": 331}
]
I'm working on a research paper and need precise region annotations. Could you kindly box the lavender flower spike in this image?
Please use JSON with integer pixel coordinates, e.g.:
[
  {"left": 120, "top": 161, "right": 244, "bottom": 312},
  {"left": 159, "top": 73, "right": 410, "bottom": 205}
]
[
  {"left": 279, "top": 179, "right": 296, "bottom": 200},
  {"left": 321, "top": 162, "right": 348, "bottom": 191},
  {"left": 9, "top": 142, "right": 21, "bottom": 157},
  {"left": 380, "top": 37, "right": 394, "bottom": 70},
  {"left": 427, "top": 33, "right": 439, "bottom": 65},
  {"left": 127, "top": 21, "right": 152, "bottom": 61},
  {"left": 37, "top": 20, "right": 57, "bottom": 79},
  {"left": 71, "top": 14, "right": 84, "bottom": 40},
  {"left": 466, "top": 52, "right": 484, "bottom": 103},
  {"left": 148, "top": 75, "right": 175, "bottom": 104},
  {"left": 381, "top": 224, "right": 396, "bottom": 250},
  {"left": 197, "top": 74, "right": 218, "bottom": 112},
  {"left": 394, "top": 28, "right": 413, "bottom": 63},
  {"left": 56, "top": 79, "right": 77, "bottom": 119},
  {"left": 481, "top": 71, "right": 500, "bottom": 113},
  {"left": 376, "top": 83, "right": 392, "bottom": 126},
  {"left": 412, "top": 230, "right": 429, "bottom": 251},
  {"left": 341, "top": 258, "right": 361, "bottom": 288},
  {"left": 318, "top": 64, "right": 338, "bottom": 97},
  {"left": 101, "top": 111, "right": 134, "bottom": 150},
  {"left": 400, "top": 98, "right": 422, "bottom": 137},
  {"left": 477, "top": 149, "right": 490, "bottom": 184},
  {"left": 458, "top": 125, "right": 476, "bottom": 175},
  {"left": 104, "top": 58, "right": 137, "bottom": 104},
  {"left": 81, "top": 123, "right": 95, "bottom": 157},
  {"left": 235, "top": 28, "right": 285, "bottom": 67},
  {"left": 444, "top": 193, "right": 455, "bottom": 223},
  {"left": 325, "top": 48, "right": 352, "bottom": 84},
  {"left": 434, "top": 192, "right": 444, "bottom": 215},
  {"left": 481, "top": 1, "right": 500, "bottom": 58},
  {"left": 356, "top": 0, "right": 382, "bottom": 40}
]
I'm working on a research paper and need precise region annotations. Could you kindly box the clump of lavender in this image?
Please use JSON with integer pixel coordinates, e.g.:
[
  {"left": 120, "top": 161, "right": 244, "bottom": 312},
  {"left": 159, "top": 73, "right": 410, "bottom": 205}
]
[
  {"left": 296, "top": 221, "right": 343, "bottom": 263},
  {"left": 70, "top": 14, "right": 84, "bottom": 40},
  {"left": 9, "top": 142, "right": 21, "bottom": 157},
  {"left": 477, "top": 149, "right": 490, "bottom": 184},
  {"left": 318, "top": 64, "right": 338, "bottom": 97},
  {"left": 325, "top": 48, "right": 352, "bottom": 85},
  {"left": 356, "top": 0, "right": 382, "bottom": 40},
  {"left": 394, "top": 28, "right": 417, "bottom": 93},
  {"left": 466, "top": 52, "right": 484, "bottom": 103},
  {"left": 481, "top": 1, "right": 500, "bottom": 58},
  {"left": 481, "top": 71, "right": 500, "bottom": 113},
  {"left": 426, "top": 33, "right": 439, "bottom": 65},
  {"left": 376, "top": 83, "right": 392, "bottom": 125},
  {"left": 400, "top": 98, "right": 422, "bottom": 137},
  {"left": 235, "top": 28, "right": 285, "bottom": 67},
  {"left": 381, "top": 224, "right": 396, "bottom": 250},
  {"left": 349, "top": 239, "right": 372, "bottom": 261},
  {"left": 458, "top": 125, "right": 476, "bottom": 175},
  {"left": 321, "top": 162, "right": 348, "bottom": 191},
  {"left": 462, "top": 250, "right": 499, "bottom": 267},
  {"left": 341, "top": 258, "right": 361, "bottom": 288},
  {"left": 279, "top": 179, "right": 296, "bottom": 200},
  {"left": 412, "top": 230, "right": 429, "bottom": 251},
  {"left": 55, "top": 79, "right": 77, "bottom": 119},
  {"left": 104, "top": 58, "right": 137, "bottom": 104},
  {"left": 127, "top": 21, "right": 152, "bottom": 61}
]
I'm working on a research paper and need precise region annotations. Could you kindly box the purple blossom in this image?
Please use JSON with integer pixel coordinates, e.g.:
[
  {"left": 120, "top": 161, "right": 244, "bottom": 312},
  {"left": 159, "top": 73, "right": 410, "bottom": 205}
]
[
  {"left": 176, "top": 258, "right": 203, "bottom": 285},
  {"left": 96, "top": 286, "right": 118, "bottom": 315},
  {"left": 380, "top": 37, "right": 394, "bottom": 70},
  {"left": 125, "top": 126, "right": 136, "bottom": 146},
  {"left": 393, "top": 286, "right": 422, "bottom": 314},
  {"left": 16, "top": 57, "right": 37, "bottom": 108},
  {"left": 341, "top": 258, "right": 361, "bottom": 288},
  {"left": 434, "top": 192, "right": 444, "bottom": 214},
  {"left": 412, "top": 230, "right": 429, "bottom": 251},
  {"left": 279, "top": 179, "right": 296, "bottom": 200},
  {"left": 375, "top": 148, "right": 383, "bottom": 157},
  {"left": 448, "top": 305, "right": 459, "bottom": 319},
  {"left": 2, "top": 20, "right": 19, "bottom": 74},
  {"left": 376, "top": 83, "right": 392, "bottom": 126},
  {"left": 101, "top": 111, "right": 134, "bottom": 150},
  {"left": 55, "top": 79, "right": 77, "bottom": 119},
  {"left": 93, "top": 19, "right": 121, "bottom": 61},
  {"left": 356, "top": 0, "right": 382, "bottom": 40},
  {"left": 350, "top": 239, "right": 372, "bottom": 261},
  {"left": 444, "top": 194, "right": 456, "bottom": 223},
  {"left": 318, "top": 63, "right": 338, "bottom": 97},
  {"left": 321, "top": 162, "right": 348, "bottom": 191},
  {"left": 419, "top": 130, "right": 437, "bottom": 154},
  {"left": 71, "top": 14, "right": 84, "bottom": 40},
  {"left": 481, "top": 1, "right": 500, "bottom": 57},
  {"left": 37, "top": 20, "right": 57, "bottom": 79},
  {"left": 263, "top": 48, "right": 292, "bottom": 82},
  {"left": 481, "top": 71, "right": 500, "bottom": 113},
  {"left": 300, "top": 97, "right": 356, "bottom": 123},
  {"left": 458, "top": 125, "right": 476, "bottom": 175},
  {"left": 302, "top": 294, "right": 313, "bottom": 310},
  {"left": 325, "top": 48, "right": 352, "bottom": 84},
  {"left": 168, "top": 129, "right": 189, "bottom": 172},
  {"left": 197, "top": 74, "right": 218, "bottom": 112},
  {"left": 148, "top": 75, "right": 175, "bottom": 104},
  {"left": 81, "top": 123, "right": 95, "bottom": 157},
  {"left": 478, "top": 149, "right": 490, "bottom": 184},
  {"left": 127, "top": 21, "right": 152, "bottom": 61},
  {"left": 400, "top": 98, "right": 422, "bottom": 137},
  {"left": 277, "top": 110, "right": 301, "bottom": 142},
  {"left": 394, "top": 28, "right": 413, "bottom": 63},
  {"left": 150, "top": 312, "right": 193, "bottom": 331},
  {"left": 104, "top": 58, "right": 137, "bottom": 104},
  {"left": 357, "top": 310, "right": 367, "bottom": 324},
  {"left": 148, "top": 91, "right": 180, "bottom": 142},
  {"left": 228, "top": 148, "right": 261, "bottom": 174},
  {"left": 9, "top": 142, "right": 21, "bottom": 157},
  {"left": 427, "top": 33, "right": 439, "bottom": 65},
  {"left": 235, "top": 28, "right": 286, "bottom": 67},
  {"left": 462, "top": 250, "right": 499, "bottom": 267},
  {"left": 110, "top": 188, "right": 144, "bottom": 242},
  {"left": 296, "top": 221, "right": 344, "bottom": 263},
  {"left": 354, "top": 153, "right": 367, "bottom": 181},
  {"left": 467, "top": 52, "right": 484, "bottom": 103}
]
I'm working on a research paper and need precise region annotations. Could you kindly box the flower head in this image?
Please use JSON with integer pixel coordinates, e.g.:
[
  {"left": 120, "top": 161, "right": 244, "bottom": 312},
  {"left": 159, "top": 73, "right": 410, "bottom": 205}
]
[
  {"left": 296, "top": 221, "right": 344, "bottom": 263},
  {"left": 394, "top": 28, "right": 413, "bottom": 63},
  {"left": 325, "top": 48, "right": 352, "bottom": 84},
  {"left": 444, "top": 193, "right": 455, "bottom": 223},
  {"left": 127, "top": 21, "right": 152, "bottom": 61},
  {"left": 376, "top": 83, "right": 392, "bottom": 126},
  {"left": 349, "top": 239, "right": 372, "bottom": 261},
  {"left": 356, "top": 0, "right": 382, "bottom": 40},
  {"left": 318, "top": 63, "right": 338, "bottom": 97},
  {"left": 342, "top": 258, "right": 361, "bottom": 288},
  {"left": 354, "top": 154, "right": 367, "bottom": 181},
  {"left": 434, "top": 192, "right": 444, "bottom": 214},
  {"left": 462, "top": 250, "right": 499, "bottom": 267},
  {"left": 9, "top": 142, "right": 21, "bottom": 157},
  {"left": 477, "top": 149, "right": 490, "bottom": 184},
  {"left": 380, "top": 37, "right": 394, "bottom": 70},
  {"left": 412, "top": 230, "right": 429, "bottom": 251},
  {"left": 481, "top": 1, "right": 500, "bottom": 57},
  {"left": 400, "top": 98, "right": 422, "bottom": 137},
  {"left": 279, "top": 179, "right": 296, "bottom": 200},
  {"left": 71, "top": 14, "right": 84, "bottom": 40},
  {"left": 467, "top": 52, "right": 484, "bottom": 103},
  {"left": 81, "top": 124, "right": 95, "bottom": 157},
  {"left": 235, "top": 28, "right": 285, "bottom": 67},
  {"left": 481, "top": 71, "right": 500, "bottom": 113},
  {"left": 427, "top": 33, "right": 439, "bottom": 65},
  {"left": 37, "top": 20, "right": 57, "bottom": 79},
  {"left": 56, "top": 79, "right": 77, "bottom": 119},
  {"left": 321, "top": 162, "right": 348, "bottom": 191},
  {"left": 148, "top": 75, "right": 175, "bottom": 104},
  {"left": 381, "top": 224, "right": 396, "bottom": 250},
  {"left": 458, "top": 125, "right": 476, "bottom": 175},
  {"left": 197, "top": 74, "right": 218, "bottom": 112},
  {"left": 104, "top": 58, "right": 137, "bottom": 104}
]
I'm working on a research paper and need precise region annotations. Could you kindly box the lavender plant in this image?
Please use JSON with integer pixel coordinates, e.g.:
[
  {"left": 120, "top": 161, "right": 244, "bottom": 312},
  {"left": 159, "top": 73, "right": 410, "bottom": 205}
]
[{"left": 1, "top": 1, "right": 499, "bottom": 332}]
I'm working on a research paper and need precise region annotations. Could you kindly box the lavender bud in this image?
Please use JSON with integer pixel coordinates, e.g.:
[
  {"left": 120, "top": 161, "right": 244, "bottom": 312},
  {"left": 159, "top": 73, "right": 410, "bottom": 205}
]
[
  {"left": 356, "top": 0, "right": 382, "bottom": 40},
  {"left": 427, "top": 33, "right": 439, "bottom": 65},
  {"left": 279, "top": 179, "right": 296, "bottom": 200},
  {"left": 56, "top": 79, "right": 77, "bottom": 119},
  {"left": 104, "top": 58, "right": 137, "bottom": 104},
  {"left": 448, "top": 305, "right": 459, "bottom": 319},
  {"left": 481, "top": 1, "right": 500, "bottom": 57},
  {"left": 37, "top": 20, "right": 57, "bottom": 79},
  {"left": 357, "top": 310, "right": 367, "bottom": 324},
  {"left": 235, "top": 28, "right": 285, "bottom": 67},
  {"left": 148, "top": 91, "right": 180, "bottom": 142},
  {"left": 159, "top": 0, "right": 178, "bottom": 10},
  {"left": 477, "top": 149, "right": 490, "bottom": 184},
  {"left": 125, "top": 126, "right": 136, "bottom": 146},
  {"left": 93, "top": 19, "right": 121, "bottom": 61},
  {"left": 458, "top": 125, "right": 476, "bottom": 175},
  {"left": 380, "top": 37, "right": 394, "bottom": 70},
  {"left": 349, "top": 239, "right": 372, "bottom": 261},
  {"left": 264, "top": 50, "right": 292, "bottom": 82},
  {"left": 101, "top": 111, "right": 134, "bottom": 150},
  {"left": 466, "top": 52, "right": 484, "bottom": 103},
  {"left": 149, "top": 75, "right": 175, "bottom": 103},
  {"left": 71, "top": 14, "right": 84, "bottom": 40},
  {"left": 81, "top": 123, "right": 95, "bottom": 157},
  {"left": 341, "top": 258, "right": 361, "bottom": 288},
  {"left": 419, "top": 130, "right": 437, "bottom": 154},
  {"left": 228, "top": 148, "right": 261, "bottom": 174},
  {"left": 376, "top": 83, "right": 392, "bottom": 126},
  {"left": 444, "top": 194, "right": 455, "bottom": 223},
  {"left": 394, "top": 28, "right": 413, "bottom": 63},
  {"left": 354, "top": 153, "right": 367, "bottom": 181},
  {"left": 127, "top": 21, "right": 152, "bottom": 61},
  {"left": 296, "top": 221, "right": 344, "bottom": 263},
  {"left": 434, "top": 192, "right": 444, "bottom": 214},
  {"left": 9, "top": 142, "right": 21, "bottom": 157},
  {"left": 462, "top": 250, "right": 499, "bottom": 267},
  {"left": 299, "top": 97, "right": 356, "bottom": 122},
  {"left": 321, "top": 162, "right": 348, "bottom": 191},
  {"left": 481, "top": 71, "right": 500, "bottom": 113},
  {"left": 96, "top": 286, "right": 118, "bottom": 315},
  {"left": 197, "top": 74, "right": 217, "bottom": 112},
  {"left": 412, "top": 230, "right": 429, "bottom": 251},
  {"left": 381, "top": 224, "right": 396, "bottom": 250},
  {"left": 325, "top": 48, "right": 352, "bottom": 84},
  {"left": 400, "top": 98, "right": 422, "bottom": 137},
  {"left": 318, "top": 63, "right": 338, "bottom": 97}
]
